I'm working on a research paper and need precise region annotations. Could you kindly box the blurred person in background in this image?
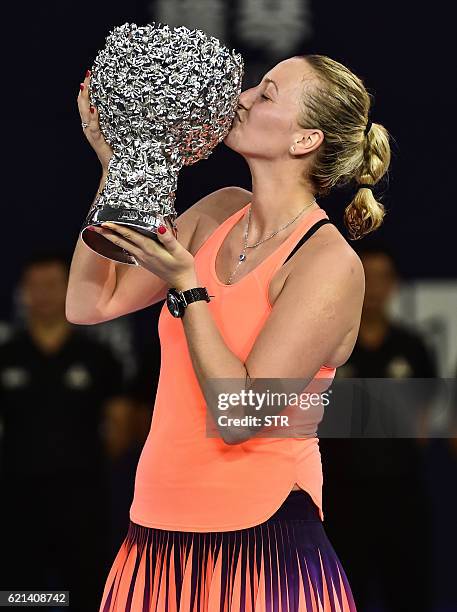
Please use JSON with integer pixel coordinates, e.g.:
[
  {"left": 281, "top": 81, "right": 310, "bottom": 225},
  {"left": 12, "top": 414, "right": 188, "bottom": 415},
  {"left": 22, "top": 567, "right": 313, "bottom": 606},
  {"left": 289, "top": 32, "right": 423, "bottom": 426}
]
[
  {"left": 320, "top": 244, "right": 437, "bottom": 611},
  {"left": 336, "top": 243, "right": 437, "bottom": 379},
  {"left": 0, "top": 252, "right": 125, "bottom": 611}
]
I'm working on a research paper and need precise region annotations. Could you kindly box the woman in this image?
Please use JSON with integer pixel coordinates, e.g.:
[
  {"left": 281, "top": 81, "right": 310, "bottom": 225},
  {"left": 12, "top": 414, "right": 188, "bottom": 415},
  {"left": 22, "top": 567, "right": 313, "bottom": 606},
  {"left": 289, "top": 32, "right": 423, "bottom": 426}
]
[{"left": 69, "top": 54, "right": 391, "bottom": 611}]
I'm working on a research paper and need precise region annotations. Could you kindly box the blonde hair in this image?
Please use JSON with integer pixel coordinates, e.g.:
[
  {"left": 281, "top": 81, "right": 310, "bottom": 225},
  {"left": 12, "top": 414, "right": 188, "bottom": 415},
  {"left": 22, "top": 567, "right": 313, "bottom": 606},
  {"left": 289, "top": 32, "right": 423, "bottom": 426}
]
[{"left": 297, "top": 54, "right": 392, "bottom": 240}]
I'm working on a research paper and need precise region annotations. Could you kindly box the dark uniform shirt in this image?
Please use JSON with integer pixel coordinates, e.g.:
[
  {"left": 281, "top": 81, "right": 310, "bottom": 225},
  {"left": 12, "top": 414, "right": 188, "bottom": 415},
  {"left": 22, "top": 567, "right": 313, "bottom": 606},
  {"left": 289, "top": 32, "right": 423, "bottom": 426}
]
[
  {"left": 0, "top": 327, "right": 126, "bottom": 602},
  {"left": 0, "top": 327, "right": 124, "bottom": 479},
  {"left": 335, "top": 321, "right": 437, "bottom": 379}
]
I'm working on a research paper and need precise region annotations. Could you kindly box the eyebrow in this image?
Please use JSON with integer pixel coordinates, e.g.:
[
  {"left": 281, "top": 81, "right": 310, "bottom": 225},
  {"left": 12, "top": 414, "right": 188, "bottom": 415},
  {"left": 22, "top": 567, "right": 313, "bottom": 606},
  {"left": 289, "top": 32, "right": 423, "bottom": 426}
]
[{"left": 264, "top": 77, "right": 279, "bottom": 94}]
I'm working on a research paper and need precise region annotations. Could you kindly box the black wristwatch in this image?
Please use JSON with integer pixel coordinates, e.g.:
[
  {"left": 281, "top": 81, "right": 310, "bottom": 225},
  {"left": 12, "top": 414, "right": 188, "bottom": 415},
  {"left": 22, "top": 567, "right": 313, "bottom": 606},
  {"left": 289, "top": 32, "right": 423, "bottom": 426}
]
[{"left": 166, "top": 287, "right": 213, "bottom": 318}]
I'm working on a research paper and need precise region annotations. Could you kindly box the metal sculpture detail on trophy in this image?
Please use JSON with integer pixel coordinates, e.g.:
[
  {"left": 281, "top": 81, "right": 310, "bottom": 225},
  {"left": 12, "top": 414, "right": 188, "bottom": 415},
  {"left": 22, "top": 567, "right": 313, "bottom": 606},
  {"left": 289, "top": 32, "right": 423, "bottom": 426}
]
[{"left": 80, "top": 22, "right": 244, "bottom": 264}]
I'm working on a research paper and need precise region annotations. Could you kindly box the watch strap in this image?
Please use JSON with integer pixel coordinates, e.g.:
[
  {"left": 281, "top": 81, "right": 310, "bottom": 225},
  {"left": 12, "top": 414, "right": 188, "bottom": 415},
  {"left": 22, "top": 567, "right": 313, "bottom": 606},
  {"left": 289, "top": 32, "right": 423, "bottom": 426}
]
[{"left": 180, "top": 287, "right": 211, "bottom": 307}]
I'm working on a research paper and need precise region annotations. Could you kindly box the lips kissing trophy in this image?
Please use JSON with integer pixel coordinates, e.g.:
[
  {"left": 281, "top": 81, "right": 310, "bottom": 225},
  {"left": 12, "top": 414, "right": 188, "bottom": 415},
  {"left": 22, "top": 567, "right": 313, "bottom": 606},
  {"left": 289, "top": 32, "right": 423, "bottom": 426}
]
[{"left": 80, "top": 22, "right": 244, "bottom": 264}]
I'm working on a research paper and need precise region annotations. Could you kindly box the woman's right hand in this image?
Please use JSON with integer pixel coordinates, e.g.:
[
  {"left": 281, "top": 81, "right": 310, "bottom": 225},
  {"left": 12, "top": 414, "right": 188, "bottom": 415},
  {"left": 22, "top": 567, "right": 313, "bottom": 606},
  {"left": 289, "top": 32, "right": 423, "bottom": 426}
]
[{"left": 77, "top": 69, "right": 113, "bottom": 172}]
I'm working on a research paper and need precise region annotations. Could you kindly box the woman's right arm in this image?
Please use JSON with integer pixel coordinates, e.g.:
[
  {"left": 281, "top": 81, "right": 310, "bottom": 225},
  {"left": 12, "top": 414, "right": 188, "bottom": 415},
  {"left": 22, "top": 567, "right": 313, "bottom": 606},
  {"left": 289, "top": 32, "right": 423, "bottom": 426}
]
[{"left": 65, "top": 171, "right": 214, "bottom": 325}]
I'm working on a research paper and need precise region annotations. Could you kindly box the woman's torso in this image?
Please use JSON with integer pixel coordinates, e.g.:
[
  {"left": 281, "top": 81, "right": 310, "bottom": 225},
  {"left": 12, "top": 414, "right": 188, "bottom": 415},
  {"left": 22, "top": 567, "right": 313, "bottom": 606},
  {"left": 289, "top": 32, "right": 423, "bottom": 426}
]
[{"left": 128, "top": 188, "right": 360, "bottom": 530}]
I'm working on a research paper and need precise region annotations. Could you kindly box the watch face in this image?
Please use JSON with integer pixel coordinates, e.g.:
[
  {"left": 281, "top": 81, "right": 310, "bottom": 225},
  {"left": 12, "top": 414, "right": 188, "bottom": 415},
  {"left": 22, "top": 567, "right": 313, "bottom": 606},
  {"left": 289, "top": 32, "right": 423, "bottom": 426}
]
[{"left": 167, "top": 290, "right": 183, "bottom": 317}]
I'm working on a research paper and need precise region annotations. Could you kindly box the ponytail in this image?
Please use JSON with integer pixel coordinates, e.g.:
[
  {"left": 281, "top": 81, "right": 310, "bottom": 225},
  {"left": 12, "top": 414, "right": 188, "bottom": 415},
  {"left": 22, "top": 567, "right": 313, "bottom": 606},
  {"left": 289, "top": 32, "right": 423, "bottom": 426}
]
[{"left": 344, "top": 122, "right": 391, "bottom": 240}]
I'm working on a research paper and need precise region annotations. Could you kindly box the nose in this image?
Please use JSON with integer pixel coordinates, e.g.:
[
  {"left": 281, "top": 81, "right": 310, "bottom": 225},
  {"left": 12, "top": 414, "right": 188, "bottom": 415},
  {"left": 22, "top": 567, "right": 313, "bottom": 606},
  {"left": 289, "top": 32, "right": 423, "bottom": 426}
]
[
  {"left": 236, "top": 89, "right": 252, "bottom": 119},
  {"left": 237, "top": 88, "right": 252, "bottom": 108}
]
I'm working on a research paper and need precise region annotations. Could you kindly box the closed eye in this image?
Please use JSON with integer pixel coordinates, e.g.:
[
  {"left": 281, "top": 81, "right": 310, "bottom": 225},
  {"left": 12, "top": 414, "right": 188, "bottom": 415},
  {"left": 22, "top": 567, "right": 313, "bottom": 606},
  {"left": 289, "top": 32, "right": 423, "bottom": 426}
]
[{"left": 261, "top": 94, "right": 270, "bottom": 101}]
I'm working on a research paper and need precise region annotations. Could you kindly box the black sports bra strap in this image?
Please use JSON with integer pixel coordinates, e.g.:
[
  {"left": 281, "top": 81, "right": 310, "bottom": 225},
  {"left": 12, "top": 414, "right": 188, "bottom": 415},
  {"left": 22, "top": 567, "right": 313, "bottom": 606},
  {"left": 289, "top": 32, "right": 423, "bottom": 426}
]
[{"left": 282, "top": 219, "right": 333, "bottom": 266}]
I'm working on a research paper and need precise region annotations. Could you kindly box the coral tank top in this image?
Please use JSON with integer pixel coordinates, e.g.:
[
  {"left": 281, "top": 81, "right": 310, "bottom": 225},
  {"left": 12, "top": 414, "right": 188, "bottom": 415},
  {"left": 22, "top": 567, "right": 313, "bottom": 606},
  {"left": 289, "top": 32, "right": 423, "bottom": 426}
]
[{"left": 129, "top": 202, "right": 336, "bottom": 531}]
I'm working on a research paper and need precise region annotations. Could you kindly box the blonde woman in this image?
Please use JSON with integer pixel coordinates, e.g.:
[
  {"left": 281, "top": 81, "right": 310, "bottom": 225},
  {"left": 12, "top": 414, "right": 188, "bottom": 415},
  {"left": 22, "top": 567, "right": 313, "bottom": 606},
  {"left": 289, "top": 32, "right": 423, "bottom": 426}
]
[{"left": 69, "top": 54, "right": 391, "bottom": 611}]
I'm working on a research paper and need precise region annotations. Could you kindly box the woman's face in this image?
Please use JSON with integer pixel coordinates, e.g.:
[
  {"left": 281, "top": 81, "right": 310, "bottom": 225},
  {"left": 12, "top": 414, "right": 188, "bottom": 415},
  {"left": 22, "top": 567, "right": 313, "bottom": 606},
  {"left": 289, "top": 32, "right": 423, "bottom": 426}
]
[{"left": 224, "top": 57, "right": 314, "bottom": 160}]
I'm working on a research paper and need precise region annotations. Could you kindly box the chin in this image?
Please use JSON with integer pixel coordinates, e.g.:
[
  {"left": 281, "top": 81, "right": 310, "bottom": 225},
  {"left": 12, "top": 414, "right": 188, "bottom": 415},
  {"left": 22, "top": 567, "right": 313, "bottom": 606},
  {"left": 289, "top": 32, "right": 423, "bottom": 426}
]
[{"left": 222, "top": 131, "right": 238, "bottom": 151}]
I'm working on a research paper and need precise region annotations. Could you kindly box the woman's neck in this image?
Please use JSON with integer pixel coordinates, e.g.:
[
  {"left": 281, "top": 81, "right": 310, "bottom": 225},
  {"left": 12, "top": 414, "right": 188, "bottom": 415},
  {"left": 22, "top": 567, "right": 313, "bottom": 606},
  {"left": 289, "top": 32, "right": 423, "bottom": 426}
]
[{"left": 247, "top": 160, "right": 318, "bottom": 238}]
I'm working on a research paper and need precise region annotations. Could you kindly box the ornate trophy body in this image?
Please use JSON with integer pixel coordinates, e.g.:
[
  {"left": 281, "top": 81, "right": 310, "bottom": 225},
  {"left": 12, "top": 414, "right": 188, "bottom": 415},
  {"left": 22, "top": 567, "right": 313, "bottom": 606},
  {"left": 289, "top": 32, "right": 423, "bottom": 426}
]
[{"left": 80, "top": 22, "right": 244, "bottom": 264}]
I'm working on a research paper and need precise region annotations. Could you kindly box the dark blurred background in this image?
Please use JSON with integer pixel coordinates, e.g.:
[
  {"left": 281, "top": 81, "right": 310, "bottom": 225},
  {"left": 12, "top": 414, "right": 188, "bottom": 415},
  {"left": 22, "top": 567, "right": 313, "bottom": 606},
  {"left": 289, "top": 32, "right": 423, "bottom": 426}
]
[{"left": 1, "top": 1, "right": 456, "bottom": 610}]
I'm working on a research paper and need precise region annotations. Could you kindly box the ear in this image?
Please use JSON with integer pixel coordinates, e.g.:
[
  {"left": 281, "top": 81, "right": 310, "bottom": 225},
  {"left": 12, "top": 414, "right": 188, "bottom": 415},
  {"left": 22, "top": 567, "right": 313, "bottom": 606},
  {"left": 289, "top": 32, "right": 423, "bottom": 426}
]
[{"left": 289, "top": 129, "right": 324, "bottom": 156}]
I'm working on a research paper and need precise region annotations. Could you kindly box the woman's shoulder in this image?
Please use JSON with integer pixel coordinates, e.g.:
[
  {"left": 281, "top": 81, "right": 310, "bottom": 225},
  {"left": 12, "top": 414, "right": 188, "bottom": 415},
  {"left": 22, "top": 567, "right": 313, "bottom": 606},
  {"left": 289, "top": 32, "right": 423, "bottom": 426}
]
[
  {"left": 199, "top": 186, "right": 252, "bottom": 224},
  {"left": 282, "top": 217, "right": 365, "bottom": 322},
  {"left": 291, "top": 215, "right": 363, "bottom": 277}
]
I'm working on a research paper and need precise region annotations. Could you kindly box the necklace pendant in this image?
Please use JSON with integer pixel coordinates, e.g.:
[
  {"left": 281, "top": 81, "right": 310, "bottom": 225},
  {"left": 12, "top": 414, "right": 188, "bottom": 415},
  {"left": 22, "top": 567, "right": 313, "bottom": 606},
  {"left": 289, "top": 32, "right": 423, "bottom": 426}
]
[{"left": 239, "top": 253, "right": 246, "bottom": 262}]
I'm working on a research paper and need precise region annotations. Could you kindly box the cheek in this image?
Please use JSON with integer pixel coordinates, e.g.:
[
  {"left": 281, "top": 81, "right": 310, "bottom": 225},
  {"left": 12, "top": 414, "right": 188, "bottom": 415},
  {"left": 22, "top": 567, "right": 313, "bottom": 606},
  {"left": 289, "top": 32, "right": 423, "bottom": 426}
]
[
  {"left": 252, "top": 107, "right": 291, "bottom": 144},
  {"left": 254, "top": 105, "right": 282, "bottom": 127}
]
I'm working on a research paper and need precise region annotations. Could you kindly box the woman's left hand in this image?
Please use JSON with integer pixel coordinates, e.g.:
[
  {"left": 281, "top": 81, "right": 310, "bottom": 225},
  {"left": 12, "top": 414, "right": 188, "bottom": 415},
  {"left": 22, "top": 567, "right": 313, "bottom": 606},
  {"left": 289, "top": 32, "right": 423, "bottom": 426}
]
[{"left": 91, "top": 221, "right": 198, "bottom": 290}]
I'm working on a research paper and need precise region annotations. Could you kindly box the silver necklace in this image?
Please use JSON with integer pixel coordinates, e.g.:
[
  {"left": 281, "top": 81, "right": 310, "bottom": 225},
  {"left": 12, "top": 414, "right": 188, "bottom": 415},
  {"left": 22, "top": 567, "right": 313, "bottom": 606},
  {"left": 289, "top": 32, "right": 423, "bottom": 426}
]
[{"left": 226, "top": 197, "right": 317, "bottom": 285}]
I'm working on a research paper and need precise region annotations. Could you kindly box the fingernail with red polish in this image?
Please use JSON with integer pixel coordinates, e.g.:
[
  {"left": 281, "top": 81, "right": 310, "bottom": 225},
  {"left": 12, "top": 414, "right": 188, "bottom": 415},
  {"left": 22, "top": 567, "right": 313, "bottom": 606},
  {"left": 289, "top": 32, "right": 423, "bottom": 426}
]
[
  {"left": 85, "top": 69, "right": 90, "bottom": 78},
  {"left": 158, "top": 225, "right": 167, "bottom": 234},
  {"left": 80, "top": 83, "right": 84, "bottom": 91},
  {"left": 87, "top": 226, "right": 96, "bottom": 231},
  {"left": 90, "top": 106, "right": 95, "bottom": 114}
]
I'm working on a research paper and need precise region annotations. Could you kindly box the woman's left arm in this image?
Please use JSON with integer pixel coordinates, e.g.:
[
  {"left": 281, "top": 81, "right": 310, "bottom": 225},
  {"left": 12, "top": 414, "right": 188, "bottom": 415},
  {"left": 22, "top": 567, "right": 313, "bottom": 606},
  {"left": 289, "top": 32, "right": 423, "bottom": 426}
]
[
  {"left": 178, "top": 245, "right": 365, "bottom": 444},
  {"left": 93, "top": 221, "right": 365, "bottom": 444}
]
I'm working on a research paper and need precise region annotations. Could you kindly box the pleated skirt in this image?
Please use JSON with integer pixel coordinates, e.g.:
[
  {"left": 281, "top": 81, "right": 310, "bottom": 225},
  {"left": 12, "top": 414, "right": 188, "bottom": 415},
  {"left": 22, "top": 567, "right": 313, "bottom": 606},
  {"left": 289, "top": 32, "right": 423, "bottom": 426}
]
[{"left": 99, "top": 490, "right": 357, "bottom": 611}]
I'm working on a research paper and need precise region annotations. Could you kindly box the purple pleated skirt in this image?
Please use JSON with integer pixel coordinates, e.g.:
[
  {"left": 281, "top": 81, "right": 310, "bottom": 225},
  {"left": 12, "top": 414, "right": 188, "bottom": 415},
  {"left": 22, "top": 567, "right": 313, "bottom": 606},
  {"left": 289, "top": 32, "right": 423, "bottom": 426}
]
[{"left": 99, "top": 490, "right": 357, "bottom": 611}]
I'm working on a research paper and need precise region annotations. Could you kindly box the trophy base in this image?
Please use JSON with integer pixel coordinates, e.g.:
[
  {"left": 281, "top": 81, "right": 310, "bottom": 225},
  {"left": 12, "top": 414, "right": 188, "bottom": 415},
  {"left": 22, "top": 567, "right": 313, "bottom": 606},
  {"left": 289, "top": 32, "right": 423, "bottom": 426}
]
[{"left": 80, "top": 205, "right": 177, "bottom": 265}]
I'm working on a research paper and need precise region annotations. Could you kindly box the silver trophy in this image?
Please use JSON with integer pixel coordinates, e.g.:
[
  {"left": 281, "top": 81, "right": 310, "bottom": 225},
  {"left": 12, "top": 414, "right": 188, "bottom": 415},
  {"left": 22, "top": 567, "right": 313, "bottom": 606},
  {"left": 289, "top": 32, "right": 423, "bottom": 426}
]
[{"left": 80, "top": 22, "right": 244, "bottom": 264}]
